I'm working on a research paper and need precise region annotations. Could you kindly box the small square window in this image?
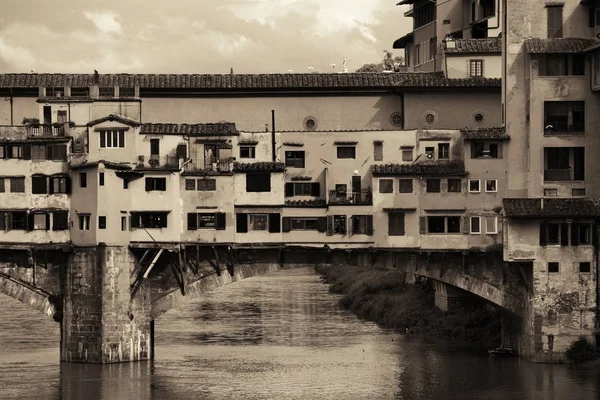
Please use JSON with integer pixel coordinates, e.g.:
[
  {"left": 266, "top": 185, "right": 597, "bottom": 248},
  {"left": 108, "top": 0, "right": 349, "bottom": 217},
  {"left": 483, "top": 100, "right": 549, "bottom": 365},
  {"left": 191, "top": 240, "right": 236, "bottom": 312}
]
[
  {"left": 438, "top": 143, "right": 450, "bottom": 160},
  {"left": 426, "top": 179, "right": 441, "bottom": 193},
  {"left": 485, "top": 216, "right": 498, "bottom": 234},
  {"left": 99, "top": 216, "right": 106, "bottom": 230},
  {"left": 379, "top": 179, "right": 393, "bottom": 193},
  {"left": 579, "top": 262, "right": 591, "bottom": 273},
  {"left": 240, "top": 146, "right": 256, "bottom": 159},
  {"left": 548, "top": 262, "right": 559, "bottom": 273},
  {"left": 485, "top": 179, "right": 497, "bottom": 192},
  {"left": 185, "top": 179, "right": 196, "bottom": 190},
  {"left": 469, "top": 179, "right": 480, "bottom": 193},
  {"left": 448, "top": 179, "right": 462, "bottom": 193},
  {"left": 399, "top": 179, "right": 413, "bottom": 193},
  {"left": 470, "top": 216, "right": 481, "bottom": 234},
  {"left": 401, "top": 148, "right": 413, "bottom": 161},
  {"left": 80, "top": 172, "right": 87, "bottom": 188},
  {"left": 337, "top": 146, "right": 356, "bottom": 159},
  {"left": 544, "top": 188, "right": 558, "bottom": 197}
]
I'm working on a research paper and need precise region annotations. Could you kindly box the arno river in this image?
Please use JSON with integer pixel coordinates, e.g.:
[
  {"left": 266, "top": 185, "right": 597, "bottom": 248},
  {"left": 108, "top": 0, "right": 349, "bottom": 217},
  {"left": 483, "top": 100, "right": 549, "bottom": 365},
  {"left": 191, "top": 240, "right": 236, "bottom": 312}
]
[{"left": 1, "top": 267, "right": 599, "bottom": 399}]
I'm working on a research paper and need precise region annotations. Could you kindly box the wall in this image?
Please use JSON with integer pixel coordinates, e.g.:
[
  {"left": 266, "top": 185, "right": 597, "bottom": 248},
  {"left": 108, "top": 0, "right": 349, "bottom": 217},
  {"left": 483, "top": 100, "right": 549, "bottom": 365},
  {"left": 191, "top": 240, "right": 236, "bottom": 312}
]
[
  {"left": 95, "top": 168, "right": 132, "bottom": 246},
  {"left": 233, "top": 172, "right": 285, "bottom": 206},
  {"left": 446, "top": 54, "right": 502, "bottom": 79},
  {"left": 69, "top": 167, "right": 98, "bottom": 246}
]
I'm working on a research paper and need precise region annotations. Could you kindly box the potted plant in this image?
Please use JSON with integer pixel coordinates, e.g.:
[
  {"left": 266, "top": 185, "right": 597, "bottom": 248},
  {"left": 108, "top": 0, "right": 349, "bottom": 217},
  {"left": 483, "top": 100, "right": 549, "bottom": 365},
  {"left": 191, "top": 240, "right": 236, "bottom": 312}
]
[
  {"left": 148, "top": 158, "right": 160, "bottom": 168},
  {"left": 22, "top": 117, "right": 40, "bottom": 126}
]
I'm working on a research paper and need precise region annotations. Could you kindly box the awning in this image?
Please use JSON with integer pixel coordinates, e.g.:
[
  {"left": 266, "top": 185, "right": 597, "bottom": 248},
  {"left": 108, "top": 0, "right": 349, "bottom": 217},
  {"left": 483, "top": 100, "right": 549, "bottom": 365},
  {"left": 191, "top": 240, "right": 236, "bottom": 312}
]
[{"left": 393, "top": 33, "right": 414, "bottom": 49}]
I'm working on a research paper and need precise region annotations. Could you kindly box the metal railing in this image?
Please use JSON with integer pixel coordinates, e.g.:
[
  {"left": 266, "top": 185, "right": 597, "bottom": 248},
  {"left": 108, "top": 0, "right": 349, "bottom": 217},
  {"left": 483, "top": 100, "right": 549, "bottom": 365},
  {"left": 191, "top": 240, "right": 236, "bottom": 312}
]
[{"left": 328, "top": 189, "right": 372, "bottom": 205}]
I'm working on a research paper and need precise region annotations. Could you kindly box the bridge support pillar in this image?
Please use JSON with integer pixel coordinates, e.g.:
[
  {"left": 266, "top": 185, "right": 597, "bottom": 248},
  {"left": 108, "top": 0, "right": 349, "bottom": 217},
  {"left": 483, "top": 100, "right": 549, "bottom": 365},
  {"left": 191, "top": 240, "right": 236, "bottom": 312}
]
[
  {"left": 61, "top": 245, "right": 152, "bottom": 363},
  {"left": 433, "top": 281, "right": 472, "bottom": 313}
]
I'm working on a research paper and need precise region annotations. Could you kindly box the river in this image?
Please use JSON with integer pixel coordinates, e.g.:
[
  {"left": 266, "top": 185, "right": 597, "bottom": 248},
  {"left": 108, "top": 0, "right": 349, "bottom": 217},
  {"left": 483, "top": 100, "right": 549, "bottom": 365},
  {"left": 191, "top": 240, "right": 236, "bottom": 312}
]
[{"left": 0, "top": 267, "right": 599, "bottom": 400}]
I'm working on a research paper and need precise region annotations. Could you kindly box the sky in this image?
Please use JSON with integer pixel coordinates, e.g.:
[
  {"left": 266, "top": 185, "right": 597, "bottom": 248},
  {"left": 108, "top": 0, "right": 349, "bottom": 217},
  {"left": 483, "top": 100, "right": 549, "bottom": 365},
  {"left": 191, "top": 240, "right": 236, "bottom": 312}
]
[{"left": 0, "top": 0, "right": 411, "bottom": 74}]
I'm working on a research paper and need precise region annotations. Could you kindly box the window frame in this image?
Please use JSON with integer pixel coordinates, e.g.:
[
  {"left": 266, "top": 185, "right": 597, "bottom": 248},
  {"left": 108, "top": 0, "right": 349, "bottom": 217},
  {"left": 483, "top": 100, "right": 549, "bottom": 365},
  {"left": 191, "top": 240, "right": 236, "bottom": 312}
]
[
  {"left": 336, "top": 146, "right": 356, "bottom": 159},
  {"left": 145, "top": 177, "right": 167, "bottom": 191},
  {"left": 447, "top": 179, "right": 462, "bottom": 193},
  {"left": 471, "top": 142, "right": 500, "bottom": 159},
  {"left": 485, "top": 216, "right": 498, "bottom": 234},
  {"left": 548, "top": 262, "right": 560, "bottom": 273},
  {"left": 401, "top": 148, "right": 414, "bottom": 161},
  {"left": 469, "top": 59, "right": 484, "bottom": 77},
  {"left": 579, "top": 262, "right": 591, "bottom": 273},
  {"left": 99, "top": 129, "right": 126, "bottom": 149},
  {"left": 468, "top": 179, "right": 481, "bottom": 193},
  {"left": 285, "top": 151, "right": 306, "bottom": 168},
  {"left": 398, "top": 179, "right": 413, "bottom": 193},
  {"left": 77, "top": 214, "right": 91, "bottom": 231},
  {"left": 470, "top": 216, "right": 481, "bottom": 234},
  {"left": 485, "top": 179, "right": 497, "bottom": 193},
  {"left": 249, "top": 214, "right": 269, "bottom": 231},
  {"left": 239, "top": 146, "right": 256, "bottom": 159},
  {"left": 388, "top": 212, "right": 405, "bottom": 236},
  {"left": 9, "top": 177, "right": 25, "bottom": 193},
  {"left": 197, "top": 179, "right": 217, "bottom": 191},
  {"left": 426, "top": 179, "right": 441, "bottom": 193},
  {"left": 438, "top": 143, "right": 450, "bottom": 160},
  {"left": 379, "top": 179, "right": 394, "bottom": 194}
]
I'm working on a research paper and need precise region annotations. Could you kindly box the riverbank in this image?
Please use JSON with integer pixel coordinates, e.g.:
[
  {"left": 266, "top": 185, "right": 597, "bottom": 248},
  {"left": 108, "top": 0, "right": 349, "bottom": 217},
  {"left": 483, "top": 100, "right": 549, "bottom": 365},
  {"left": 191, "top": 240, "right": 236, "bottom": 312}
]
[{"left": 315, "top": 264, "right": 501, "bottom": 345}]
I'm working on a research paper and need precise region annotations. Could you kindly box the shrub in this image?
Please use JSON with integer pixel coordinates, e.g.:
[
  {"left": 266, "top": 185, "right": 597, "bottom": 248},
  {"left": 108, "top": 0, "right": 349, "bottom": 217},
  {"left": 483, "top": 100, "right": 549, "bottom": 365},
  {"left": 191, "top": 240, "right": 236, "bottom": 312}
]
[{"left": 566, "top": 337, "right": 600, "bottom": 364}]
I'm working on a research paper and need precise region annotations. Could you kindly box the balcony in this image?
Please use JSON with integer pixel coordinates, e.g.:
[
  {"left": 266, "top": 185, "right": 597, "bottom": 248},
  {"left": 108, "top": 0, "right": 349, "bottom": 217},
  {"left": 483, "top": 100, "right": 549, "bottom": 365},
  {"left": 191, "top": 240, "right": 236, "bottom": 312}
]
[
  {"left": 328, "top": 189, "right": 373, "bottom": 205},
  {"left": 182, "top": 157, "right": 234, "bottom": 174},
  {"left": 27, "top": 124, "right": 67, "bottom": 137}
]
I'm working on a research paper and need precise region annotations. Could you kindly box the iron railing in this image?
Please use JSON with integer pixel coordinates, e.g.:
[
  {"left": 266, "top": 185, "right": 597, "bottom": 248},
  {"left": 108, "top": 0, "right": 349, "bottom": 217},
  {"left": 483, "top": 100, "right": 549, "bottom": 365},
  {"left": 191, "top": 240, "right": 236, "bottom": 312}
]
[{"left": 328, "top": 189, "right": 372, "bottom": 205}]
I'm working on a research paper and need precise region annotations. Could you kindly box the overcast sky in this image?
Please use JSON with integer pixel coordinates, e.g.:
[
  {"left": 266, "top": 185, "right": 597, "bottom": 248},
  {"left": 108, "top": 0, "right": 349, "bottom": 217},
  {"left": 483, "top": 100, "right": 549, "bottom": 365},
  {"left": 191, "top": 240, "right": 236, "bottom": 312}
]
[{"left": 0, "top": 0, "right": 410, "bottom": 74}]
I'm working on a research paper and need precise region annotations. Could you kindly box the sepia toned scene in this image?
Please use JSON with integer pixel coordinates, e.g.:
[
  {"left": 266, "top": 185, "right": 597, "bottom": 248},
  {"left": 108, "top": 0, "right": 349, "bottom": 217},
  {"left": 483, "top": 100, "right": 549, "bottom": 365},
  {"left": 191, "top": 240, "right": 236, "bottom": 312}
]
[{"left": 1, "top": 0, "right": 600, "bottom": 399}]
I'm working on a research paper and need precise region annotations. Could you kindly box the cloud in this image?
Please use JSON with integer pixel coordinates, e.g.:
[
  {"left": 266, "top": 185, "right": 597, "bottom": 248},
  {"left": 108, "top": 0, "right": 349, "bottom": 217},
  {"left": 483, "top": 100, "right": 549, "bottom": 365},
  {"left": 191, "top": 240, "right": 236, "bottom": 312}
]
[{"left": 83, "top": 10, "right": 122, "bottom": 35}]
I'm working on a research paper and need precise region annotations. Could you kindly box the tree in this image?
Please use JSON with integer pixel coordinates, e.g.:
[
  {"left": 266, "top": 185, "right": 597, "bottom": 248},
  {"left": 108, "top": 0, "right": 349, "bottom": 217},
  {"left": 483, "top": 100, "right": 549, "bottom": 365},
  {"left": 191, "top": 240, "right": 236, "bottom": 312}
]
[{"left": 356, "top": 50, "right": 405, "bottom": 73}]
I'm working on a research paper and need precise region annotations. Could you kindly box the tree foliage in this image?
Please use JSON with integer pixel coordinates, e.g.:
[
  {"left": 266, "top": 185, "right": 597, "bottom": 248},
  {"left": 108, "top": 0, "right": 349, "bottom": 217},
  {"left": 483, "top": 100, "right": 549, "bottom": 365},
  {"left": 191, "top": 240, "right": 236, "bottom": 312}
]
[{"left": 356, "top": 50, "right": 405, "bottom": 73}]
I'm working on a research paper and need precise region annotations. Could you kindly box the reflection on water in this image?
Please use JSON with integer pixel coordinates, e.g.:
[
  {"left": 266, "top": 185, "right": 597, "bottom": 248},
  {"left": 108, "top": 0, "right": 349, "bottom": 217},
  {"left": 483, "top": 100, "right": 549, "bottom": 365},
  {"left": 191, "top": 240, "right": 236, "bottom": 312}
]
[{"left": 0, "top": 267, "right": 599, "bottom": 400}]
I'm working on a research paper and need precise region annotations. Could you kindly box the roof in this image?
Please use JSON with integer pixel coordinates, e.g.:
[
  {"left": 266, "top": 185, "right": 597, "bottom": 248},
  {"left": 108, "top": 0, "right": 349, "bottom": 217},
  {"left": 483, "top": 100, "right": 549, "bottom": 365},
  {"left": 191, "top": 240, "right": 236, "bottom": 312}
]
[
  {"left": 583, "top": 40, "right": 600, "bottom": 53},
  {"left": 233, "top": 162, "right": 286, "bottom": 173},
  {"left": 0, "top": 73, "right": 501, "bottom": 90},
  {"left": 87, "top": 114, "right": 140, "bottom": 127},
  {"left": 372, "top": 160, "right": 467, "bottom": 176},
  {"left": 393, "top": 33, "right": 414, "bottom": 49},
  {"left": 70, "top": 160, "right": 132, "bottom": 171},
  {"left": 503, "top": 198, "right": 600, "bottom": 218},
  {"left": 444, "top": 38, "right": 501, "bottom": 54},
  {"left": 140, "top": 122, "right": 238, "bottom": 136},
  {"left": 461, "top": 127, "right": 510, "bottom": 141},
  {"left": 524, "top": 38, "right": 596, "bottom": 54}
]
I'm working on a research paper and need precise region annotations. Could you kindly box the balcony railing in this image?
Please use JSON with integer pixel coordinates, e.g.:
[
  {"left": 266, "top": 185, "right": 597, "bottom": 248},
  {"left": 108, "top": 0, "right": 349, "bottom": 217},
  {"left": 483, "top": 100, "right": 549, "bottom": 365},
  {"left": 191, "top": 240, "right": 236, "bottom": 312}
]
[
  {"left": 184, "top": 158, "right": 234, "bottom": 173},
  {"left": 27, "top": 125, "right": 66, "bottom": 137},
  {"left": 328, "top": 189, "right": 372, "bottom": 205},
  {"left": 544, "top": 169, "right": 572, "bottom": 181}
]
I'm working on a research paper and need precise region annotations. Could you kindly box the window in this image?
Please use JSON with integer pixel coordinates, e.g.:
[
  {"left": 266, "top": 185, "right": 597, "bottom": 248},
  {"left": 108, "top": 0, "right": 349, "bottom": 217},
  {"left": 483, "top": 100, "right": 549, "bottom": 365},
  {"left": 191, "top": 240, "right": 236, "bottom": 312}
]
[
  {"left": 123, "top": 179, "right": 129, "bottom": 189},
  {"left": 31, "top": 144, "right": 67, "bottom": 161},
  {"left": 547, "top": 6, "right": 563, "bottom": 38},
  {"left": 485, "top": 216, "right": 498, "bottom": 234},
  {"left": 571, "top": 223, "right": 592, "bottom": 245},
  {"left": 80, "top": 172, "right": 87, "bottom": 188},
  {"left": 337, "top": 146, "right": 356, "bottom": 159},
  {"left": 10, "top": 177, "right": 24, "bottom": 193},
  {"left": 425, "top": 147, "right": 434, "bottom": 158},
  {"left": 544, "top": 102, "right": 584, "bottom": 133},
  {"left": 438, "top": 143, "right": 450, "bottom": 160},
  {"left": 414, "top": 1, "right": 435, "bottom": 28},
  {"left": 469, "top": 60, "right": 483, "bottom": 77},
  {"left": 544, "top": 188, "right": 558, "bottom": 196},
  {"left": 240, "top": 146, "right": 256, "bottom": 159},
  {"left": 150, "top": 139, "right": 160, "bottom": 156},
  {"left": 402, "top": 148, "right": 414, "bottom": 161},
  {"left": 53, "top": 212, "right": 69, "bottom": 231},
  {"left": 580, "top": 262, "right": 591, "bottom": 273},
  {"left": 469, "top": 179, "right": 481, "bottom": 193},
  {"left": 188, "top": 212, "right": 226, "bottom": 230},
  {"left": 333, "top": 215, "right": 347, "bottom": 234},
  {"left": 548, "top": 262, "right": 560, "bottom": 273},
  {"left": 70, "top": 87, "right": 90, "bottom": 97},
  {"left": 3, "top": 144, "right": 24, "bottom": 159},
  {"left": 99, "top": 130, "right": 125, "bottom": 148},
  {"left": 145, "top": 177, "right": 167, "bottom": 191},
  {"left": 485, "top": 179, "right": 497, "bottom": 193},
  {"left": 78, "top": 214, "right": 91, "bottom": 230},
  {"left": 246, "top": 173, "right": 270, "bottom": 192},
  {"left": 121, "top": 216, "right": 127, "bottom": 231},
  {"left": 374, "top": 142, "right": 383, "bottom": 161},
  {"left": 57, "top": 110, "right": 67, "bottom": 123},
  {"left": 45, "top": 87, "right": 63, "bottom": 97},
  {"left": 572, "top": 188, "right": 586, "bottom": 196},
  {"left": 285, "top": 182, "right": 320, "bottom": 197},
  {"left": 119, "top": 87, "right": 135, "bottom": 97},
  {"left": 399, "top": 179, "right": 413, "bottom": 193},
  {"left": 426, "top": 216, "right": 461, "bottom": 234},
  {"left": 470, "top": 216, "right": 481, "bottom": 234},
  {"left": 448, "top": 179, "right": 462, "bottom": 193},
  {"left": 131, "top": 212, "right": 168, "bottom": 229},
  {"left": 426, "top": 179, "right": 441, "bottom": 193},
  {"left": 544, "top": 147, "right": 585, "bottom": 181},
  {"left": 99, "top": 216, "right": 106, "bottom": 230},
  {"left": 541, "top": 55, "right": 585, "bottom": 76},
  {"left": 32, "top": 175, "right": 47, "bottom": 194},
  {"left": 0, "top": 179, "right": 4, "bottom": 193},
  {"left": 32, "top": 145, "right": 46, "bottom": 161},
  {"left": 99, "top": 87, "right": 114, "bottom": 97},
  {"left": 33, "top": 214, "right": 48, "bottom": 230},
  {"left": 249, "top": 214, "right": 268, "bottom": 231},
  {"left": 285, "top": 151, "right": 305, "bottom": 168},
  {"left": 198, "top": 179, "right": 216, "bottom": 191},
  {"left": 290, "top": 218, "right": 319, "bottom": 231},
  {"left": 388, "top": 212, "right": 405, "bottom": 236},
  {"left": 99, "top": 173, "right": 104, "bottom": 186},
  {"left": 471, "top": 142, "right": 499, "bottom": 158},
  {"left": 351, "top": 215, "right": 373, "bottom": 235},
  {"left": 379, "top": 179, "right": 393, "bottom": 193},
  {"left": 51, "top": 176, "right": 69, "bottom": 194},
  {"left": 540, "top": 223, "right": 567, "bottom": 246},
  {"left": 185, "top": 179, "right": 196, "bottom": 190},
  {"left": 198, "top": 213, "right": 216, "bottom": 229}
]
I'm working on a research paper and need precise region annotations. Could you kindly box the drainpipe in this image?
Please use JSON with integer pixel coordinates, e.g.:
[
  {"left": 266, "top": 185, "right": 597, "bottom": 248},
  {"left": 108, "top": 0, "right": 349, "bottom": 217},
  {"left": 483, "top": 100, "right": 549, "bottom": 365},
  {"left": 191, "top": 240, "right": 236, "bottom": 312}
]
[
  {"left": 271, "top": 110, "right": 276, "bottom": 162},
  {"left": 9, "top": 88, "right": 13, "bottom": 125}
]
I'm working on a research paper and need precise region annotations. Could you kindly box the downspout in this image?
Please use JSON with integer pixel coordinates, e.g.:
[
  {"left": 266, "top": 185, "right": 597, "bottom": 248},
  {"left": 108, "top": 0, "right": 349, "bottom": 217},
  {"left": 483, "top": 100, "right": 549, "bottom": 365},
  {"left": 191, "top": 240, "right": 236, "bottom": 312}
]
[
  {"left": 271, "top": 110, "right": 276, "bottom": 162},
  {"left": 9, "top": 88, "right": 13, "bottom": 125}
]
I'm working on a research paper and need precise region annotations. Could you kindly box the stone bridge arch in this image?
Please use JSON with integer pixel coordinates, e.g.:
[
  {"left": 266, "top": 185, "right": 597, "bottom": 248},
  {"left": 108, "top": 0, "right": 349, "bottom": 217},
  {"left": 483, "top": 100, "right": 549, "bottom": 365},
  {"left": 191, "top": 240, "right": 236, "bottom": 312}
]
[{"left": 0, "top": 272, "right": 60, "bottom": 321}]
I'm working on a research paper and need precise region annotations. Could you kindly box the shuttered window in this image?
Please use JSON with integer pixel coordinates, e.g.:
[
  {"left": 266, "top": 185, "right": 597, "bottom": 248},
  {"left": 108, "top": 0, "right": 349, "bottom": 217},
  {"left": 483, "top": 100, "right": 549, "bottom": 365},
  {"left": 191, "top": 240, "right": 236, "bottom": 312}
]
[
  {"left": 388, "top": 213, "right": 405, "bottom": 236},
  {"left": 547, "top": 6, "right": 563, "bottom": 38},
  {"left": 373, "top": 142, "right": 383, "bottom": 161}
]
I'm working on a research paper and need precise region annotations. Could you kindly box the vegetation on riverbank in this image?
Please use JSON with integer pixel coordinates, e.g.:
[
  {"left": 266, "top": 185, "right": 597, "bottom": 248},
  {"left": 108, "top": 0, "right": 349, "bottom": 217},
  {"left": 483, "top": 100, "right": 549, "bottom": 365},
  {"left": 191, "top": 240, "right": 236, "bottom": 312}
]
[
  {"left": 316, "top": 264, "right": 500, "bottom": 344},
  {"left": 566, "top": 337, "right": 600, "bottom": 365}
]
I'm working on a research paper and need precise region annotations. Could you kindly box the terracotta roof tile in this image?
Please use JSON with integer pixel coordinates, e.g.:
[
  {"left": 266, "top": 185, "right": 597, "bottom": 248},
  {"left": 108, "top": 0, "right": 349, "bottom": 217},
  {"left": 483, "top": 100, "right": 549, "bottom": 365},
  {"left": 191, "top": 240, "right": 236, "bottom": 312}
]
[
  {"left": 503, "top": 198, "right": 600, "bottom": 218},
  {"left": 372, "top": 160, "right": 467, "bottom": 176},
  {"left": 140, "top": 122, "right": 238, "bottom": 136},
  {"left": 233, "top": 162, "right": 286, "bottom": 173},
  {"left": 444, "top": 38, "right": 501, "bottom": 54},
  {"left": 461, "top": 127, "right": 510, "bottom": 140},
  {"left": 524, "top": 38, "right": 596, "bottom": 54},
  {"left": 0, "top": 73, "right": 501, "bottom": 90},
  {"left": 87, "top": 114, "right": 140, "bottom": 127}
]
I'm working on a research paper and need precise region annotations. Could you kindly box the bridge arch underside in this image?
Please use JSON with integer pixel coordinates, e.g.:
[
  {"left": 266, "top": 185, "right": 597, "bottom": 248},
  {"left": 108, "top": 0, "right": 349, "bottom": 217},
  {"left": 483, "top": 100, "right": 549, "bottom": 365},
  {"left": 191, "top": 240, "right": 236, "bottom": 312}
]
[
  {"left": 0, "top": 273, "right": 59, "bottom": 321},
  {"left": 414, "top": 252, "right": 529, "bottom": 316}
]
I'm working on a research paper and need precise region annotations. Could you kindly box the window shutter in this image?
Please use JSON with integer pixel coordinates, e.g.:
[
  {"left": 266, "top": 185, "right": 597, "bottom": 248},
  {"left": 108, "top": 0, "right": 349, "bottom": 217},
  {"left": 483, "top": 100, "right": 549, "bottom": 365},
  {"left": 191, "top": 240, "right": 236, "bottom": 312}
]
[
  {"left": 45, "top": 214, "right": 50, "bottom": 231},
  {"left": 282, "top": 217, "right": 291, "bottom": 233},
  {"left": 318, "top": 217, "right": 327, "bottom": 233},
  {"left": 590, "top": 8, "right": 595, "bottom": 28},
  {"left": 593, "top": 223, "right": 599, "bottom": 246},
  {"left": 366, "top": 215, "right": 374, "bottom": 236},
  {"left": 5, "top": 213, "right": 12, "bottom": 231},
  {"left": 398, "top": 214, "right": 405, "bottom": 236},
  {"left": 348, "top": 216, "right": 354, "bottom": 236},
  {"left": 65, "top": 177, "right": 72, "bottom": 194},
  {"left": 131, "top": 214, "right": 140, "bottom": 229},
  {"left": 145, "top": 178, "right": 152, "bottom": 191},
  {"left": 571, "top": 223, "right": 579, "bottom": 246},
  {"left": 285, "top": 183, "right": 294, "bottom": 197},
  {"left": 311, "top": 182, "right": 320, "bottom": 197},
  {"left": 216, "top": 213, "right": 226, "bottom": 230},
  {"left": 48, "top": 177, "right": 54, "bottom": 194},
  {"left": 236, "top": 213, "right": 248, "bottom": 233},
  {"left": 119, "top": 131, "right": 125, "bottom": 148},
  {"left": 560, "top": 223, "right": 569, "bottom": 246},
  {"left": 419, "top": 216, "right": 427, "bottom": 234},
  {"left": 540, "top": 223, "right": 547, "bottom": 246},
  {"left": 187, "top": 213, "right": 198, "bottom": 230},
  {"left": 326, "top": 215, "right": 334, "bottom": 236},
  {"left": 0, "top": 213, "right": 4, "bottom": 230},
  {"left": 462, "top": 215, "right": 470, "bottom": 234},
  {"left": 26, "top": 213, "right": 34, "bottom": 231},
  {"left": 269, "top": 213, "right": 281, "bottom": 233},
  {"left": 177, "top": 144, "right": 187, "bottom": 158}
]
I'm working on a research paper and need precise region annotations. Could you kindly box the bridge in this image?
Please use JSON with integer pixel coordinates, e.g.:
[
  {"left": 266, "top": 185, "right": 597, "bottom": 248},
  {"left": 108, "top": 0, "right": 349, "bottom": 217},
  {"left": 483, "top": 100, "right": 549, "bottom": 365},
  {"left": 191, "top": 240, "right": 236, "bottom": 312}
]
[{"left": 0, "top": 245, "right": 533, "bottom": 363}]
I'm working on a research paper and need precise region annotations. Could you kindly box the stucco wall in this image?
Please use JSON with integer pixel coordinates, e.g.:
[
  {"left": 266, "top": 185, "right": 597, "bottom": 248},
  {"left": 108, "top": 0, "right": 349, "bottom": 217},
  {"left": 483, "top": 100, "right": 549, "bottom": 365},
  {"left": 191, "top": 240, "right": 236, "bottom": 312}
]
[{"left": 446, "top": 54, "right": 502, "bottom": 79}]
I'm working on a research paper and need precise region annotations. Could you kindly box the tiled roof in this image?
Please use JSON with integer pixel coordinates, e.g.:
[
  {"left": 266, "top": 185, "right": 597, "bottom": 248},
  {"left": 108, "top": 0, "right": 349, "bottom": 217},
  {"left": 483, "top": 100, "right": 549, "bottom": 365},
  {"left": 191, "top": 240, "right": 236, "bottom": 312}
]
[
  {"left": 444, "top": 38, "right": 501, "bottom": 54},
  {"left": 583, "top": 40, "right": 600, "bottom": 53},
  {"left": 372, "top": 160, "right": 467, "bottom": 176},
  {"left": 503, "top": 198, "right": 600, "bottom": 218},
  {"left": 284, "top": 199, "right": 327, "bottom": 208},
  {"left": 524, "top": 38, "right": 596, "bottom": 54},
  {"left": 0, "top": 73, "right": 500, "bottom": 90},
  {"left": 233, "top": 162, "right": 286, "bottom": 173},
  {"left": 140, "top": 122, "right": 238, "bottom": 136},
  {"left": 70, "top": 160, "right": 132, "bottom": 171},
  {"left": 461, "top": 127, "right": 510, "bottom": 141},
  {"left": 87, "top": 114, "right": 140, "bottom": 127}
]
